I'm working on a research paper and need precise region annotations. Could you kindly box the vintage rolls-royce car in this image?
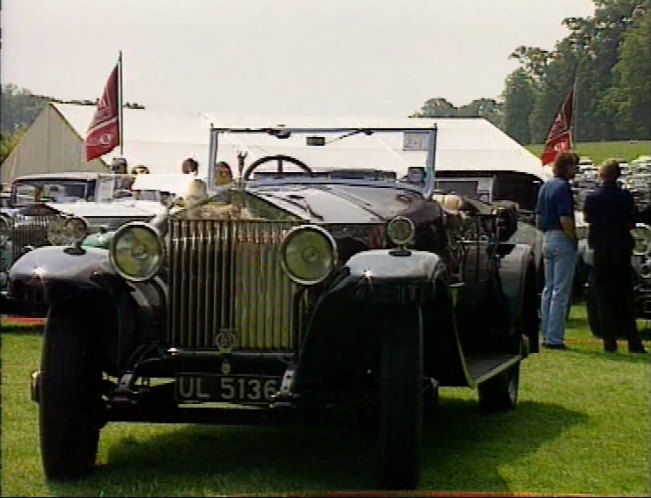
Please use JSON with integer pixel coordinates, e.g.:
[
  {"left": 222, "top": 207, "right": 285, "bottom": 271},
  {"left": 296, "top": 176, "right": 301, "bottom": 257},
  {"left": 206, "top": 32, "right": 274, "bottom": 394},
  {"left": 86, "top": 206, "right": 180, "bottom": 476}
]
[{"left": 8, "top": 125, "right": 540, "bottom": 490}]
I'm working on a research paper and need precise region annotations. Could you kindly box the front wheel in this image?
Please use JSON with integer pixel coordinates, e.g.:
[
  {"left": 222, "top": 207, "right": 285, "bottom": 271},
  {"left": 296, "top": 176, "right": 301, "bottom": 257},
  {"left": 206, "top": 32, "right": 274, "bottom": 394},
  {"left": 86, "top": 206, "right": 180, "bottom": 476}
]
[
  {"left": 377, "top": 305, "right": 423, "bottom": 490},
  {"left": 478, "top": 362, "right": 520, "bottom": 413},
  {"left": 39, "top": 308, "right": 103, "bottom": 480}
]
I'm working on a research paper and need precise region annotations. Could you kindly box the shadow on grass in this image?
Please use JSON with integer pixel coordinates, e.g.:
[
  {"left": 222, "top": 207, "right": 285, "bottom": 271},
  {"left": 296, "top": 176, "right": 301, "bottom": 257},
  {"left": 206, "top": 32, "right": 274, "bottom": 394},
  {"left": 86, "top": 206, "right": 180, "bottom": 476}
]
[
  {"left": 419, "top": 397, "right": 587, "bottom": 492},
  {"left": 568, "top": 346, "right": 651, "bottom": 364},
  {"left": 43, "top": 397, "right": 587, "bottom": 496}
]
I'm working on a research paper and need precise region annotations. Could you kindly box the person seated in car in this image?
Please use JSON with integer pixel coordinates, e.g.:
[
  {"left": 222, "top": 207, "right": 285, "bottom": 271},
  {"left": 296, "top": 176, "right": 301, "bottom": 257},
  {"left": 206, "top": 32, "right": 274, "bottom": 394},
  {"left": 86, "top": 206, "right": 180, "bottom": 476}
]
[
  {"left": 214, "top": 161, "right": 233, "bottom": 187},
  {"left": 432, "top": 193, "right": 466, "bottom": 230}
]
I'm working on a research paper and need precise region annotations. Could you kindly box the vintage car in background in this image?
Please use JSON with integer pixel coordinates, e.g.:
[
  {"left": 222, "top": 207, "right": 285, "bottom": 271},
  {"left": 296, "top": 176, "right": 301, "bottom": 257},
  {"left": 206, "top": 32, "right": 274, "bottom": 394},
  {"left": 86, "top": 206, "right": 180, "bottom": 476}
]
[
  {"left": 8, "top": 125, "right": 540, "bottom": 490},
  {"left": 580, "top": 223, "right": 651, "bottom": 338},
  {"left": 7, "top": 172, "right": 138, "bottom": 208},
  {"left": 0, "top": 172, "right": 166, "bottom": 308}
]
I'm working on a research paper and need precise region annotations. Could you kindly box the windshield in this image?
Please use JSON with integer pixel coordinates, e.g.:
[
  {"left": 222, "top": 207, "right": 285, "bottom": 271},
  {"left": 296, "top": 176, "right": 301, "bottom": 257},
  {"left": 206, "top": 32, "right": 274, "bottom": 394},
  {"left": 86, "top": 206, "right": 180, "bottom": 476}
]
[
  {"left": 11, "top": 180, "right": 92, "bottom": 206},
  {"left": 209, "top": 126, "right": 437, "bottom": 198}
]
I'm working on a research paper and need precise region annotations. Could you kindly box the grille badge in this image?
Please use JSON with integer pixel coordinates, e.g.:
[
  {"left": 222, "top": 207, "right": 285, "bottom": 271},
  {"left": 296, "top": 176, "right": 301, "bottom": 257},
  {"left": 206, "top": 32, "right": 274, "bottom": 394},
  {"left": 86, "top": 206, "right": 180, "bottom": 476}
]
[{"left": 214, "top": 329, "right": 237, "bottom": 353}]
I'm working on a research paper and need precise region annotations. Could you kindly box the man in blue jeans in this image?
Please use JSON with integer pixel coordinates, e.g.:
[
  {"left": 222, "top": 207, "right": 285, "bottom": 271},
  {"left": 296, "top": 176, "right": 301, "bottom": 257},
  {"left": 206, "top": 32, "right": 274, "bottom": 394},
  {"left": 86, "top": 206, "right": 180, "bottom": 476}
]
[{"left": 536, "top": 152, "right": 578, "bottom": 350}]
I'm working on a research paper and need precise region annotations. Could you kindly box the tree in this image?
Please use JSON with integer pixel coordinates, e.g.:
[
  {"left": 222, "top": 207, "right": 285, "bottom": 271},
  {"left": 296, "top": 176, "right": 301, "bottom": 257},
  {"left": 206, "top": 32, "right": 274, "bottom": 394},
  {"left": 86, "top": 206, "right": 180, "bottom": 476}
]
[
  {"left": 502, "top": 69, "right": 534, "bottom": 144},
  {"left": 504, "top": 0, "right": 646, "bottom": 143},
  {"left": 457, "top": 98, "right": 503, "bottom": 127},
  {"left": 411, "top": 98, "right": 457, "bottom": 118},
  {"left": 0, "top": 127, "right": 27, "bottom": 163},
  {"left": 509, "top": 46, "right": 554, "bottom": 83},
  {"left": 0, "top": 84, "right": 49, "bottom": 134},
  {"left": 603, "top": 3, "right": 650, "bottom": 139}
]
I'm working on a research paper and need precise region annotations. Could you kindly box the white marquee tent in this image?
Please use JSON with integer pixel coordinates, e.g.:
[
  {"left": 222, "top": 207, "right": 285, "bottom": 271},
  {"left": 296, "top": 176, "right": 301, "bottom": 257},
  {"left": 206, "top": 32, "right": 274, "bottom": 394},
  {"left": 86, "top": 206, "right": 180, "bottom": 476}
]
[{"left": 1, "top": 103, "right": 549, "bottom": 185}]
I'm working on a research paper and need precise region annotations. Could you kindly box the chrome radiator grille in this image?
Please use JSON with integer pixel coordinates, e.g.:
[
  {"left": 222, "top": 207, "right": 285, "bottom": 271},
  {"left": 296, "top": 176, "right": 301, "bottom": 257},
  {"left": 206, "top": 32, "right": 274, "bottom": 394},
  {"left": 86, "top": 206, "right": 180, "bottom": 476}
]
[
  {"left": 167, "top": 219, "right": 305, "bottom": 351},
  {"left": 11, "top": 215, "right": 55, "bottom": 261}
]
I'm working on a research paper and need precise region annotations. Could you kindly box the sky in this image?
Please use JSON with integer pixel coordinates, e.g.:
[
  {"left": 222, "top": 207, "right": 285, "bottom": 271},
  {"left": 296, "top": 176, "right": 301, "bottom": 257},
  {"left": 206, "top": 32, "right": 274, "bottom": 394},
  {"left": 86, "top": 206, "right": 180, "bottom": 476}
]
[{"left": 1, "top": 0, "right": 595, "bottom": 118}]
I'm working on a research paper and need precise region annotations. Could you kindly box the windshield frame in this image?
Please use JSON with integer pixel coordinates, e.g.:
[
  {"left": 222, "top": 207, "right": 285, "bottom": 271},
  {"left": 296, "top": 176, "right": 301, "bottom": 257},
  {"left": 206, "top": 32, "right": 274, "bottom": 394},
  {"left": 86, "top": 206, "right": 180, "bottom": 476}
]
[{"left": 207, "top": 125, "right": 438, "bottom": 198}]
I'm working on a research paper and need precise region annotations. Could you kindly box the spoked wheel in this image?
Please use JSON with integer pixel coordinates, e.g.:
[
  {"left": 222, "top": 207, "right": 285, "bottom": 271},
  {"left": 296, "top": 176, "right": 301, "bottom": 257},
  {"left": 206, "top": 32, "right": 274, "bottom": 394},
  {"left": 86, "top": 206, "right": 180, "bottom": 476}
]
[
  {"left": 377, "top": 304, "right": 423, "bottom": 490},
  {"left": 478, "top": 362, "right": 520, "bottom": 413},
  {"left": 39, "top": 307, "right": 103, "bottom": 480}
]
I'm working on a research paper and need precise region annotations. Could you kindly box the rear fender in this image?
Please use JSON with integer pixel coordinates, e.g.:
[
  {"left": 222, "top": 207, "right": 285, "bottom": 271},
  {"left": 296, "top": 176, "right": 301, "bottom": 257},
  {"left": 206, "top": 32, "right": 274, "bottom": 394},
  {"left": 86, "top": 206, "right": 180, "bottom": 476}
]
[{"left": 498, "top": 243, "right": 539, "bottom": 354}]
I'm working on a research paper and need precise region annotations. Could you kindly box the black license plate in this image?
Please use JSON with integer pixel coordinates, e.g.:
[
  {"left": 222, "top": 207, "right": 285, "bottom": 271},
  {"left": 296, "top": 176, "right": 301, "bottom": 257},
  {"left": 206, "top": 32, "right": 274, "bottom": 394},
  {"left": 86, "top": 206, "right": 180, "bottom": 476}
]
[{"left": 175, "top": 374, "right": 281, "bottom": 403}]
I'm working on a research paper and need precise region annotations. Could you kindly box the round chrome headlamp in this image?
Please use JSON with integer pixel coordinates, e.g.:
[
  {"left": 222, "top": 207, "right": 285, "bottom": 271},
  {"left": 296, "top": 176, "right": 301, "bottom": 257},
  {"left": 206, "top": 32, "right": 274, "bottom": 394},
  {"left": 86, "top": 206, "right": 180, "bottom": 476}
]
[
  {"left": 47, "top": 216, "right": 89, "bottom": 246},
  {"left": 64, "top": 217, "right": 89, "bottom": 244},
  {"left": 47, "top": 217, "right": 67, "bottom": 246},
  {"left": 0, "top": 215, "right": 10, "bottom": 246},
  {"left": 280, "top": 225, "right": 337, "bottom": 286},
  {"left": 386, "top": 216, "right": 415, "bottom": 246},
  {"left": 109, "top": 222, "right": 164, "bottom": 281}
]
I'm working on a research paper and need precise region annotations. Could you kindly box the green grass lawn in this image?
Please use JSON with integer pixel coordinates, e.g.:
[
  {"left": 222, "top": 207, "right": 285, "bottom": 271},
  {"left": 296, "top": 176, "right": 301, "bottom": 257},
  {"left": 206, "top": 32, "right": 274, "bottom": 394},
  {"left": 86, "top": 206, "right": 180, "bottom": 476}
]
[
  {"left": 525, "top": 141, "right": 651, "bottom": 166},
  {"left": 1, "top": 306, "right": 649, "bottom": 496}
]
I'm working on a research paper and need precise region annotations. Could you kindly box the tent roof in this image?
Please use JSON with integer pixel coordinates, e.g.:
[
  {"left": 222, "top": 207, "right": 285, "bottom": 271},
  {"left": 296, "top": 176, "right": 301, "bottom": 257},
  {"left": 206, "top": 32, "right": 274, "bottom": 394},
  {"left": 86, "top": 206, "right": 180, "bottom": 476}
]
[{"left": 53, "top": 104, "right": 548, "bottom": 180}]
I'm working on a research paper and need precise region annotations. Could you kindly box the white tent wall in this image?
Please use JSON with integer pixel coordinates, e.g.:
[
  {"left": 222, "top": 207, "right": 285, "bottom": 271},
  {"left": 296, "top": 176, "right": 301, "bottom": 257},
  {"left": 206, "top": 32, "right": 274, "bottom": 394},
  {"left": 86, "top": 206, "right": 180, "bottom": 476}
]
[
  {"left": 203, "top": 113, "right": 549, "bottom": 181},
  {"left": 1, "top": 104, "right": 548, "bottom": 187},
  {"left": 0, "top": 104, "right": 106, "bottom": 185}
]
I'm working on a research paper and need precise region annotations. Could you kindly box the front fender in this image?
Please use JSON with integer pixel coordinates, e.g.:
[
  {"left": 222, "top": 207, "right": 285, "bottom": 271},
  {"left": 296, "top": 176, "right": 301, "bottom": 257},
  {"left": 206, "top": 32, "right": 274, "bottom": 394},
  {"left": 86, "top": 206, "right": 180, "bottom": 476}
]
[
  {"left": 292, "top": 249, "right": 447, "bottom": 395},
  {"left": 333, "top": 249, "right": 445, "bottom": 303},
  {"left": 8, "top": 245, "right": 120, "bottom": 307}
]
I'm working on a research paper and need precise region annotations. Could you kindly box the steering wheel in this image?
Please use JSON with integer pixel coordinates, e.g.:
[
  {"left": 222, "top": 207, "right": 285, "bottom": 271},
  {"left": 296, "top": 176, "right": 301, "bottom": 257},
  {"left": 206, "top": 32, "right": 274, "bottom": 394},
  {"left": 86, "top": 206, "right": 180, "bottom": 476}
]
[{"left": 242, "top": 155, "right": 313, "bottom": 181}]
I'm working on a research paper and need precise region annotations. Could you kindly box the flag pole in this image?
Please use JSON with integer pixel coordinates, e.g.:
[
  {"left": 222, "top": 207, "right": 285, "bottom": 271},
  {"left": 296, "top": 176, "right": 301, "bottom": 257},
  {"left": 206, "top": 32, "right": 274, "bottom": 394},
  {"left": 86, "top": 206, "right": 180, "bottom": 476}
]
[
  {"left": 118, "top": 51, "right": 124, "bottom": 156},
  {"left": 572, "top": 77, "right": 578, "bottom": 146}
]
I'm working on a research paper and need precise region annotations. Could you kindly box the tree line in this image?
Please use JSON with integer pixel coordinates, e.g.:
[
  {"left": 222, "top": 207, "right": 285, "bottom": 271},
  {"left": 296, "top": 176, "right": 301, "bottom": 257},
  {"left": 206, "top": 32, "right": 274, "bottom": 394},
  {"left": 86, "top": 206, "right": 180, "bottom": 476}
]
[{"left": 413, "top": 0, "right": 650, "bottom": 144}]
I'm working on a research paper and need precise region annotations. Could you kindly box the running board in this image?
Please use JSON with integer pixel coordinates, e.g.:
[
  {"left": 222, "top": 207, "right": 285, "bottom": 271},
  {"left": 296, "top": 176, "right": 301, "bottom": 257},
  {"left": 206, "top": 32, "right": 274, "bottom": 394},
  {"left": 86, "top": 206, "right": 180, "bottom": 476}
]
[{"left": 464, "top": 354, "right": 521, "bottom": 386}]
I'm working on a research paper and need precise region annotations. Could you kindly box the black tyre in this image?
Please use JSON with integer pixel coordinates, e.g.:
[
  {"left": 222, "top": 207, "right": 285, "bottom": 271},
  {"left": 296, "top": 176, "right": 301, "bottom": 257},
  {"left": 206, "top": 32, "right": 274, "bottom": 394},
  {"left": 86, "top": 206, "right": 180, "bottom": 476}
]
[
  {"left": 478, "top": 362, "right": 520, "bottom": 413},
  {"left": 377, "top": 305, "right": 423, "bottom": 490},
  {"left": 39, "top": 307, "right": 102, "bottom": 480}
]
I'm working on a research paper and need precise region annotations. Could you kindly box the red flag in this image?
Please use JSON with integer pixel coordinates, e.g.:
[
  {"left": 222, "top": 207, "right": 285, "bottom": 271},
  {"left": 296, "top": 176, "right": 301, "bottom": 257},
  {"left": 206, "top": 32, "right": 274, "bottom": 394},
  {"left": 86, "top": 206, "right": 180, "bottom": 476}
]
[
  {"left": 85, "top": 63, "right": 120, "bottom": 161},
  {"left": 541, "top": 88, "right": 574, "bottom": 166}
]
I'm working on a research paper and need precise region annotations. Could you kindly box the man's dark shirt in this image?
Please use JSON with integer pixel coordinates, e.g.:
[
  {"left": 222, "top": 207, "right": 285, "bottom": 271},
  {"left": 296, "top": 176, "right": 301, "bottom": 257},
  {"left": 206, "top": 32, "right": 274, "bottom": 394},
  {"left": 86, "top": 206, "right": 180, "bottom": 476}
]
[
  {"left": 583, "top": 183, "right": 635, "bottom": 253},
  {"left": 536, "top": 176, "right": 574, "bottom": 232}
]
